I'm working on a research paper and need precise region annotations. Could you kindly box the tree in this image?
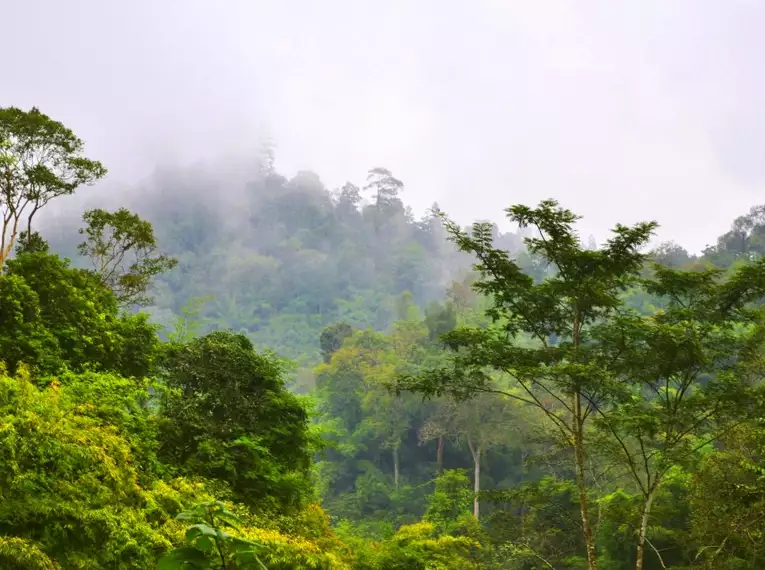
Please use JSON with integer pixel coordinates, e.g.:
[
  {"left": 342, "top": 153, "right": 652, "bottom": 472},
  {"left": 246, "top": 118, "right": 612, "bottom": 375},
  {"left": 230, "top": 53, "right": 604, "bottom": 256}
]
[
  {"left": 421, "top": 394, "right": 515, "bottom": 519},
  {"left": 423, "top": 301, "right": 458, "bottom": 342},
  {"left": 354, "top": 324, "right": 423, "bottom": 491},
  {"left": 423, "top": 469, "right": 474, "bottom": 535},
  {"left": 78, "top": 207, "right": 178, "bottom": 307},
  {"left": 649, "top": 241, "right": 695, "bottom": 268},
  {"left": 1, "top": 248, "right": 158, "bottom": 377},
  {"left": 484, "top": 477, "right": 588, "bottom": 569},
  {"left": 363, "top": 167, "right": 404, "bottom": 236},
  {"left": 319, "top": 322, "right": 353, "bottom": 363},
  {"left": 592, "top": 260, "right": 765, "bottom": 570},
  {"left": 14, "top": 230, "right": 49, "bottom": 255},
  {"left": 399, "top": 200, "right": 657, "bottom": 570},
  {"left": 0, "top": 106, "right": 106, "bottom": 267},
  {"left": 166, "top": 295, "right": 213, "bottom": 345},
  {"left": 364, "top": 167, "right": 403, "bottom": 211},
  {"left": 688, "top": 422, "right": 765, "bottom": 568},
  {"left": 360, "top": 379, "right": 418, "bottom": 491},
  {"left": 158, "top": 331, "right": 314, "bottom": 513},
  {"left": 712, "top": 204, "right": 765, "bottom": 261},
  {"left": 334, "top": 182, "right": 362, "bottom": 216},
  {"left": 0, "top": 369, "right": 172, "bottom": 568}
]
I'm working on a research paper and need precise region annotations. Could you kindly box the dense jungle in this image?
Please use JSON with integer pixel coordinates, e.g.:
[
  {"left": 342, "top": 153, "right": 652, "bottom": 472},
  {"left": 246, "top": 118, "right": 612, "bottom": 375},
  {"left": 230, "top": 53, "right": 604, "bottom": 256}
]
[{"left": 4, "top": 105, "right": 765, "bottom": 570}]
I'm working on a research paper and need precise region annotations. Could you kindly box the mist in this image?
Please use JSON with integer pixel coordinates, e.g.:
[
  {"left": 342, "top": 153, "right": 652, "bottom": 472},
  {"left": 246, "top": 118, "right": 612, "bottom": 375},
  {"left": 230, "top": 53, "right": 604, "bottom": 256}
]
[{"left": 5, "top": 0, "right": 765, "bottom": 252}]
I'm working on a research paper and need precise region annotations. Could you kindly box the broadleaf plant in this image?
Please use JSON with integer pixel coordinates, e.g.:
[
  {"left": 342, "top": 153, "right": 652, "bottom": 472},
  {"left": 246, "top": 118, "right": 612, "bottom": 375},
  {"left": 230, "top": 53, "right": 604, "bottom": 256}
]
[{"left": 157, "top": 501, "right": 267, "bottom": 570}]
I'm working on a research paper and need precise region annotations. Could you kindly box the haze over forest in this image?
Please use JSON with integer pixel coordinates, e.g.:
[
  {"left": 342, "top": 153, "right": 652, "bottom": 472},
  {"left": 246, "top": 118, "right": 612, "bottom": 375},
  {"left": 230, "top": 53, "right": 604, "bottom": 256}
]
[
  {"left": 7, "top": 1, "right": 765, "bottom": 253},
  {"left": 6, "top": 3, "right": 765, "bottom": 570}
]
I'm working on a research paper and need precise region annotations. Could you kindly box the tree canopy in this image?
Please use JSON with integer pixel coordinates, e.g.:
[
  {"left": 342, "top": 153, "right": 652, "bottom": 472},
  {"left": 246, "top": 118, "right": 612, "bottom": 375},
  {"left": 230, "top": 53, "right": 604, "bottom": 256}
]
[{"left": 6, "top": 105, "right": 765, "bottom": 569}]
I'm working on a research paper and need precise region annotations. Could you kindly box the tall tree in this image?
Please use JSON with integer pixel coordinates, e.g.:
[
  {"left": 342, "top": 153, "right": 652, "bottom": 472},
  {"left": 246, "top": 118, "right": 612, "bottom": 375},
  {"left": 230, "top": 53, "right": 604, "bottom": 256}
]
[
  {"left": 78, "top": 207, "right": 177, "bottom": 307},
  {"left": 399, "top": 200, "right": 656, "bottom": 570},
  {"left": 0, "top": 106, "right": 106, "bottom": 267},
  {"left": 364, "top": 167, "right": 404, "bottom": 236},
  {"left": 593, "top": 260, "right": 765, "bottom": 570}
]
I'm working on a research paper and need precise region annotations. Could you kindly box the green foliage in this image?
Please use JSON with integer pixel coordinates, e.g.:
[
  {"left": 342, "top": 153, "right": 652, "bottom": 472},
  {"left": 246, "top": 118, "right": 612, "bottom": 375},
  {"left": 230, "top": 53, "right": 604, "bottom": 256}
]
[
  {"left": 0, "top": 370, "right": 171, "bottom": 568},
  {"left": 319, "top": 322, "right": 353, "bottom": 363},
  {"left": 166, "top": 295, "right": 214, "bottom": 345},
  {"left": 687, "top": 423, "right": 765, "bottom": 568},
  {"left": 483, "top": 477, "right": 587, "bottom": 569},
  {"left": 78, "top": 207, "right": 178, "bottom": 307},
  {"left": 400, "top": 200, "right": 657, "bottom": 569},
  {"left": 0, "top": 106, "right": 106, "bottom": 266},
  {"left": 423, "top": 470, "right": 474, "bottom": 535},
  {"left": 372, "top": 522, "right": 481, "bottom": 570},
  {"left": 0, "top": 537, "right": 58, "bottom": 570},
  {"left": 1, "top": 249, "right": 159, "bottom": 376},
  {"left": 9, "top": 114, "right": 765, "bottom": 570},
  {"left": 158, "top": 331, "right": 314, "bottom": 513},
  {"left": 157, "top": 501, "right": 267, "bottom": 570}
]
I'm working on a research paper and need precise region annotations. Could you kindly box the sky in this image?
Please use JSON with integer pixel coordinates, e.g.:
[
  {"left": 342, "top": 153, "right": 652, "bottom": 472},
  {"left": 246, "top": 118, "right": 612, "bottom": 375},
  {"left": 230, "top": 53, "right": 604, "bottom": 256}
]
[{"left": 3, "top": 0, "right": 765, "bottom": 253}]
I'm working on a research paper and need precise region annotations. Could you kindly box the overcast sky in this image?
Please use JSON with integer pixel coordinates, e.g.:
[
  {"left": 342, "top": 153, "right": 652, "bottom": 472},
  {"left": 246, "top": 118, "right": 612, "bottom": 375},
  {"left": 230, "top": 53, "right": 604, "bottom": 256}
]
[{"left": 4, "top": 0, "right": 765, "bottom": 252}]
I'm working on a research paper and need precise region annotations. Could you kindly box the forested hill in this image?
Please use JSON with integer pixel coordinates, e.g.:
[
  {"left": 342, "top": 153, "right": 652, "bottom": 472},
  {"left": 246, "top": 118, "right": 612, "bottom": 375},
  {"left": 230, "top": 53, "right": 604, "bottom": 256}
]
[
  {"left": 41, "top": 153, "right": 765, "bottom": 371},
  {"left": 40, "top": 156, "right": 534, "bottom": 368}
]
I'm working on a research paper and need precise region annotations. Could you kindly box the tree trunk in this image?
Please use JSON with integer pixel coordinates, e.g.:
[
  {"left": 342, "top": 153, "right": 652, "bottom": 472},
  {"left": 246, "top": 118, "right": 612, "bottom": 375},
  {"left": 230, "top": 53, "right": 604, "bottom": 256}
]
[
  {"left": 571, "top": 314, "right": 597, "bottom": 570},
  {"left": 635, "top": 484, "right": 658, "bottom": 570},
  {"left": 436, "top": 435, "right": 444, "bottom": 472},
  {"left": 0, "top": 216, "right": 19, "bottom": 269},
  {"left": 393, "top": 445, "right": 400, "bottom": 490},
  {"left": 0, "top": 224, "right": 17, "bottom": 268},
  {"left": 468, "top": 437, "right": 482, "bottom": 520},
  {"left": 574, "top": 390, "right": 598, "bottom": 570}
]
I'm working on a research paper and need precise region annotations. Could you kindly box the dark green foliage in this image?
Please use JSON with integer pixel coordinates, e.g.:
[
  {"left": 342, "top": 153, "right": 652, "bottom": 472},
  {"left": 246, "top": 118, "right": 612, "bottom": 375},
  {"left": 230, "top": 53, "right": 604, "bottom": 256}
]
[
  {"left": 15, "top": 230, "right": 50, "bottom": 255},
  {"left": 158, "top": 331, "right": 314, "bottom": 513},
  {"left": 483, "top": 477, "right": 587, "bottom": 568},
  {"left": 319, "top": 322, "right": 353, "bottom": 363}
]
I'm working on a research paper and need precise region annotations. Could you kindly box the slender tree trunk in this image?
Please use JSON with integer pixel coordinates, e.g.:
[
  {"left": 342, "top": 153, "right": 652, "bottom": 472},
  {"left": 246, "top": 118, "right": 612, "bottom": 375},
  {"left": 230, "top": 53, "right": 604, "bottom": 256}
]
[
  {"left": 0, "top": 218, "right": 18, "bottom": 268},
  {"left": 574, "top": 390, "right": 598, "bottom": 570},
  {"left": 571, "top": 314, "right": 597, "bottom": 570},
  {"left": 393, "top": 445, "right": 400, "bottom": 490},
  {"left": 635, "top": 483, "right": 658, "bottom": 570},
  {"left": 436, "top": 435, "right": 444, "bottom": 472},
  {"left": 468, "top": 437, "right": 482, "bottom": 519}
]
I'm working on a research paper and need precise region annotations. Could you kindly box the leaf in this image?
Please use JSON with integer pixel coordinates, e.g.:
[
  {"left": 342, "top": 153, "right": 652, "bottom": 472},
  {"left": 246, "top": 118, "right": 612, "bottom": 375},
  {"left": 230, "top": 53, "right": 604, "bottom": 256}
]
[
  {"left": 186, "top": 524, "right": 219, "bottom": 554},
  {"left": 186, "top": 524, "right": 217, "bottom": 541},
  {"left": 156, "top": 546, "right": 212, "bottom": 570},
  {"left": 231, "top": 548, "right": 269, "bottom": 570}
]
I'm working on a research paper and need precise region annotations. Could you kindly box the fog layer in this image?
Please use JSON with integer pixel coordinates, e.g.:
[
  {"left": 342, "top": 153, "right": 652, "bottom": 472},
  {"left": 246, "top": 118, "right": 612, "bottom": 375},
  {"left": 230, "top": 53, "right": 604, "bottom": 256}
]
[{"left": 4, "top": 0, "right": 765, "bottom": 252}]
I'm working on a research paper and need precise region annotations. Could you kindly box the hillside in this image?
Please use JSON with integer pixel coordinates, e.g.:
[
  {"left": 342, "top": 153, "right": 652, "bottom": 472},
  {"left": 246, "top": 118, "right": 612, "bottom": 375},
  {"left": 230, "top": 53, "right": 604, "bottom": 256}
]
[{"left": 40, "top": 156, "right": 535, "bottom": 368}]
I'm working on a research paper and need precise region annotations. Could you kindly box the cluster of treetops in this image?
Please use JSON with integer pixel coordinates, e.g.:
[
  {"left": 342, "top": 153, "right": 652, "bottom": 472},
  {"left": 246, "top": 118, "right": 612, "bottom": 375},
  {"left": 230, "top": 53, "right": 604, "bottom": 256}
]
[{"left": 3, "top": 105, "right": 765, "bottom": 570}]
